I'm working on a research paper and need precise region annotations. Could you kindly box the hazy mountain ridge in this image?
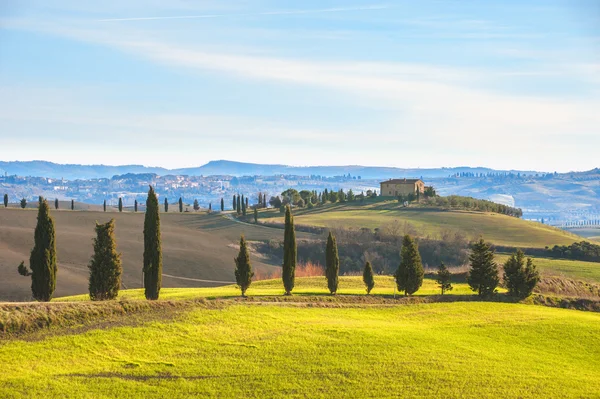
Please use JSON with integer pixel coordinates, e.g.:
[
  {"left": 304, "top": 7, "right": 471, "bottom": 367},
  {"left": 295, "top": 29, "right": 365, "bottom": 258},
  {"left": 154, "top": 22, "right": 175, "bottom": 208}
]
[{"left": 0, "top": 160, "right": 542, "bottom": 180}]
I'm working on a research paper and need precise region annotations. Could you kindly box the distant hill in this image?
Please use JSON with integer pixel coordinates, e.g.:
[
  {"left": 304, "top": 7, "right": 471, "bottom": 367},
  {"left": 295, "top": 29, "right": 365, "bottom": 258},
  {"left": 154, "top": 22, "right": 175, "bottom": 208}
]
[
  {"left": 0, "top": 161, "right": 170, "bottom": 180},
  {"left": 0, "top": 159, "right": 540, "bottom": 180}
]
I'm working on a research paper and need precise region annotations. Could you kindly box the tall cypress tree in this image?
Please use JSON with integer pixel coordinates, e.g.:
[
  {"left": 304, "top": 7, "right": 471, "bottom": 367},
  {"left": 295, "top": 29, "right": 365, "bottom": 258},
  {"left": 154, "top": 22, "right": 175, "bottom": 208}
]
[
  {"left": 394, "top": 235, "right": 424, "bottom": 296},
  {"left": 237, "top": 195, "right": 241, "bottom": 215},
  {"left": 363, "top": 261, "right": 375, "bottom": 294},
  {"left": 245, "top": 196, "right": 249, "bottom": 210},
  {"left": 118, "top": 197, "right": 123, "bottom": 212},
  {"left": 71, "top": 199, "right": 74, "bottom": 211},
  {"left": 88, "top": 219, "right": 122, "bottom": 300},
  {"left": 103, "top": 199, "right": 106, "bottom": 212},
  {"left": 144, "top": 186, "right": 162, "bottom": 300},
  {"left": 17, "top": 197, "right": 57, "bottom": 301},
  {"left": 179, "top": 197, "right": 183, "bottom": 212},
  {"left": 282, "top": 205, "right": 296, "bottom": 295},
  {"left": 242, "top": 195, "right": 247, "bottom": 216},
  {"left": 254, "top": 207, "right": 258, "bottom": 223},
  {"left": 325, "top": 231, "right": 340, "bottom": 294},
  {"left": 467, "top": 238, "right": 499, "bottom": 297},
  {"left": 234, "top": 235, "right": 254, "bottom": 297},
  {"left": 54, "top": 198, "right": 59, "bottom": 210},
  {"left": 221, "top": 198, "right": 224, "bottom": 211},
  {"left": 209, "top": 202, "right": 212, "bottom": 212},
  {"left": 164, "top": 197, "right": 168, "bottom": 213},
  {"left": 263, "top": 193, "right": 267, "bottom": 208},
  {"left": 3, "top": 194, "right": 7, "bottom": 208},
  {"left": 233, "top": 195, "right": 236, "bottom": 210},
  {"left": 134, "top": 199, "right": 138, "bottom": 212}
]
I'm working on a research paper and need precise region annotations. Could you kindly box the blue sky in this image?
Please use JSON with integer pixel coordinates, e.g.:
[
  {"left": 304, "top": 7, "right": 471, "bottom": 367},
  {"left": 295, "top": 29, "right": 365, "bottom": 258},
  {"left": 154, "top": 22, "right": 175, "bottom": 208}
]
[{"left": 0, "top": 0, "right": 598, "bottom": 171}]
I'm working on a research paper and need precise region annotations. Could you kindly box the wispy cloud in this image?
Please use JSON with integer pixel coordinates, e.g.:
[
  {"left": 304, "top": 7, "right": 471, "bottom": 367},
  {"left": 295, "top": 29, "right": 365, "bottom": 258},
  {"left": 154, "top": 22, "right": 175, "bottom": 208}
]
[{"left": 97, "top": 5, "right": 390, "bottom": 22}]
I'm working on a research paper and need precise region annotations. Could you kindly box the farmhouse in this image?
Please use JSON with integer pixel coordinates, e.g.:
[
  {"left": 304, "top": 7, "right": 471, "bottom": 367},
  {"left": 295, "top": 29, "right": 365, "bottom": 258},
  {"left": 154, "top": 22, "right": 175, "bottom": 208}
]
[{"left": 380, "top": 178, "right": 425, "bottom": 197}]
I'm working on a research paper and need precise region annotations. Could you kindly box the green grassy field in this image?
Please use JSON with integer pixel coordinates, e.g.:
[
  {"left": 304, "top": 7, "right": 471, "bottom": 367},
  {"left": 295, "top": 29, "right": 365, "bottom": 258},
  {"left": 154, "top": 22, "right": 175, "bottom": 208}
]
[
  {"left": 496, "top": 255, "right": 600, "bottom": 282},
  {"left": 1, "top": 298, "right": 599, "bottom": 398},
  {"left": 260, "top": 201, "right": 581, "bottom": 248},
  {"left": 54, "top": 276, "right": 479, "bottom": 302}
]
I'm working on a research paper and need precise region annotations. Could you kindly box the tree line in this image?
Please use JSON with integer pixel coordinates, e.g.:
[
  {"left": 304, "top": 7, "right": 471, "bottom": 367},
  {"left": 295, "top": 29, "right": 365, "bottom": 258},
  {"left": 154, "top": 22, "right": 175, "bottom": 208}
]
[
  {"left": 17, "top": 187, "right": 163, "bottom": 301},
  {"left": 234, "top": 206, "right": 540, "bottom": 299},
  {"left": 13, "top": 192, "right": 539, "bottom": 302}
]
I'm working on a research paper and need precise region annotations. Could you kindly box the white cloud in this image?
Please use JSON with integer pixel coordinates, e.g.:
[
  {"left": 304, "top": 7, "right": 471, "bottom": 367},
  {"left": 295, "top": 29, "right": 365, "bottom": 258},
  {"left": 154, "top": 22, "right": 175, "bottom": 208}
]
[{"left": 1, "top": 9, "right": 599, "bottom": 171}]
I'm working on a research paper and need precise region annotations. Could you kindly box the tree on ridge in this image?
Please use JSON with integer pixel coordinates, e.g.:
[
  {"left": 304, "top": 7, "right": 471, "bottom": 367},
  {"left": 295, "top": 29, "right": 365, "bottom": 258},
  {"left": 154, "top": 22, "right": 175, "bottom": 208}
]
[
  {"left": 325, "top": 231, "right": 339, "bottom": 295},
  {"left": 144, "top": 186, "right": 162, "bottom": 300},
  {"left": 88, "top": 219, "right": 122, "bottom": 301},
  {"left": 17, "top": 197, "right": 57, "bottom": 301},
  {"left": 234, "top": 235, "right": 254, "bottom": 297}
]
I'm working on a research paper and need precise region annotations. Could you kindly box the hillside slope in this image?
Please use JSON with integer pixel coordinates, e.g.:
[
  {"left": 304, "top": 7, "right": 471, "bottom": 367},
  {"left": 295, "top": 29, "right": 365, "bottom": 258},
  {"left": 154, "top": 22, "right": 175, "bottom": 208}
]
[
  {"left": 260, "top": 201, "right": 582, "bottom": 248},
  {"left": 0, "top": 209, "right": 307, "bottom": 301},
  {"left": 1, "top": 297, "right": 599, "bottom": 398}
]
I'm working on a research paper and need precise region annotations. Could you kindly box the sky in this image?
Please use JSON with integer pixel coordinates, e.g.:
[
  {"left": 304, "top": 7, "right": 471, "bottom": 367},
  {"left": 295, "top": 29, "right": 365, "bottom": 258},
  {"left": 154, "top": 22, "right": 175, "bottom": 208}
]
[{"left": 0, "top": 0, "right": 599, "bottom": 172}]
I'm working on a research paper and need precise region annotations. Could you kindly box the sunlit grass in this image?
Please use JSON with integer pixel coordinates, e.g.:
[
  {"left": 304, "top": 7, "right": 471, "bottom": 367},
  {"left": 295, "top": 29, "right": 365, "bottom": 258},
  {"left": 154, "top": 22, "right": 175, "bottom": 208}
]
[
  {"left": 1, "top": 302, "right": 599, "bottom": 398},
  {"left": 260, "top": 202, "right": 579, "bottom": 248},
  {"left": 54, "top": 276, "right": 480, "bottom": 302},
  {"left": 496, "top": 254, "right": 600, "bottom": 281}
]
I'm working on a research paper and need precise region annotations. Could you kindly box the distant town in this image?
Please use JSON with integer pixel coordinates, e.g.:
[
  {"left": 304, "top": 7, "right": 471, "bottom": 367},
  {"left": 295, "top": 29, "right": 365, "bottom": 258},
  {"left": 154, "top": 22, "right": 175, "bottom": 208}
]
[{"left": 1, "top": 165, "right": 599, "bottom": 231}]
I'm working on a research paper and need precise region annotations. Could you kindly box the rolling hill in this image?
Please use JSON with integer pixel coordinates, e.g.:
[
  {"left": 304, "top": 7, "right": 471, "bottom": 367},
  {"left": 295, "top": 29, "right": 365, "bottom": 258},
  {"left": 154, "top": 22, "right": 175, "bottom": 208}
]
[
  {"left": 0, "top": 208, "right": 314, "bottom": 301},
  {"left": 1, "top": 281, "right": 599, "bottom": 398},
  {"left": 259, "top": 200, "right": 583, "bottom": 248},
  {"left": 0, "top": 160, "right": 537, "bottom": 180}
]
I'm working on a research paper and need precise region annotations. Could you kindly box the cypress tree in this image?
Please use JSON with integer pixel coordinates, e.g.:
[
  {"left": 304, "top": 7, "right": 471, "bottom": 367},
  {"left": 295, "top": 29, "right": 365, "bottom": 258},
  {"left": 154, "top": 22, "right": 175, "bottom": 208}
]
[
  {"left": 503, "top": 250, "right": 540, "bottom": 299},
  {"left": 282, "top": 206, "right": 296, "bottom": 295},
  {"left": 436, "top": 262, "right": 453, "bottom": 295},
  {"left": 234, "top": 235, "right": 254, "bottom": 297},
  {"left": 325, "top": 231, "right": 340, "bottom": 294},
  {"left": 394, "top": 235, "right": 424, "bottom": 296},
  {"left": 144, "top": 186, "right": 162, "bottom": 300},
  {"left": 193, "top": 199, "right": 200, "bottom": 211},
  {"left": 245, "top": 196, "right": 249, "bottom": 210},
  {"left": 263, "top": 193, "right": 267, "bottom": 208},
  {"left": 467, "top": 238, "right": 499, "bottom": 297},
  {"left": 221, "top": 198, "right": 224, "bottom": 211},
  {"left": 20, "top": 198, "right": 27, "bottom": 209},
  {"left": 242, "top": 195, "right": 246, "bottom": 216},
  {"left": 88, "top": 219, "right": 122, "bottom": 300},
  {"left": 17, "top": 197, "right": 57, "bottom": 301},
  {"left": 103, "top": 199, "right": 106, "bottom": 212},
  {"left": 118, "top": 197, "right": 123, "bottom": 212},
  {"left": 209, "top": 202, "right": 212, "bottom": 212},
  {"left": 134, "top": 199, "right": 138, "bottom": 212},
  {"left": 237, "top": 195, "right": 241, "bottom": 215},
  {"left": 179, "top": 197, "right": 183, "bottom": 212},
  {"left": 55, "top": 198, "right": 59, "bottom": 210},
  {"left": 71, "top": 199, "right": 74, "bottom": 211},
  {"left": 164, "top": 197, "right": 168, "bottom": 213},
  {"left": 363, "top": 261, "right": 375, "bottom": 294},
  {"left": 254, "top": 207, "right": 258, "bottom": 223},
  {"left": 233, "top": 195, "right": 236, "bottom": 210},
  {"left": 3, "top": 194, "right": 7, "bottom": 208}
]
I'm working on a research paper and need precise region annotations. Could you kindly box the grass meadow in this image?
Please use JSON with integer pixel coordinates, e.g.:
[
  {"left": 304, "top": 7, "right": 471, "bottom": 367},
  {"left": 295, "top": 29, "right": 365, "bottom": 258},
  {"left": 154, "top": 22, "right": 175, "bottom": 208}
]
[
  {"left": 54, "top": 276, "right": 483, "bottom": 302},
  {"left": 260, "top": 201, "right": 581, "bottom": 248},
  {"left": 1, "top": 299, "right": 599, "bottom": 398}
]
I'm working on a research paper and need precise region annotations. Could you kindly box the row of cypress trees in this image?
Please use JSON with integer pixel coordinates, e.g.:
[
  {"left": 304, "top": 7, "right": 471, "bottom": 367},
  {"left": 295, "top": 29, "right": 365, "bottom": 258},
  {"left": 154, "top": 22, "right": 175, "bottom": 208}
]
[
  {"left": 233, "top": 205, "right": 539, "bottom": 298},
  {"left": 233, "top": 206, "right": 375, "bottom": 296},
  {"left": 17, "top": 187, "right": 163, "bottom": 301}
]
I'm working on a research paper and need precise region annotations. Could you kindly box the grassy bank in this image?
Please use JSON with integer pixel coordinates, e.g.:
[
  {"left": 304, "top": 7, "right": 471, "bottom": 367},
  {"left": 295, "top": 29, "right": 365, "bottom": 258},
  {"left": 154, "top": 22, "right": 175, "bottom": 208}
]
[
  {"left": 259, "top": 201, "right": 580, "bottom": 248},
  {"left": 1, "top": 300, "right": 599, "bottom": 398}
]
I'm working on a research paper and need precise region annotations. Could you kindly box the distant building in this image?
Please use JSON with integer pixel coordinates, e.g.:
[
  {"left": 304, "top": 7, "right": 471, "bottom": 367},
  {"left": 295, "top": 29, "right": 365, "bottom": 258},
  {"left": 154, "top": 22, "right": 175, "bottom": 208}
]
[{"left": 380, "top": 178, "right": 425, "bottom": 197}]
